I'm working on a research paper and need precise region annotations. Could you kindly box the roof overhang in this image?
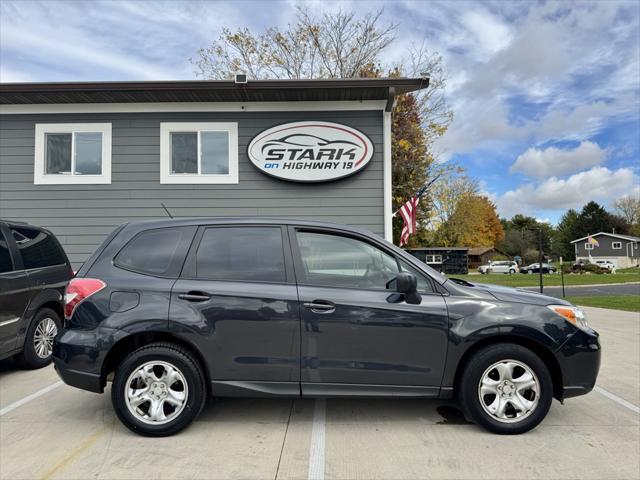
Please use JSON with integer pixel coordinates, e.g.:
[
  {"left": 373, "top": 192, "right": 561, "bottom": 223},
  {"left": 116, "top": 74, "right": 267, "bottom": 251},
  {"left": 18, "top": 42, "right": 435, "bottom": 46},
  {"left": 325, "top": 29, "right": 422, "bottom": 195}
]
[
  {"left": 0, "top": 78, "right": 428, "bottom": 110},
  {"left": 570, "top": 232, "right": 640, "bottom": 243}
]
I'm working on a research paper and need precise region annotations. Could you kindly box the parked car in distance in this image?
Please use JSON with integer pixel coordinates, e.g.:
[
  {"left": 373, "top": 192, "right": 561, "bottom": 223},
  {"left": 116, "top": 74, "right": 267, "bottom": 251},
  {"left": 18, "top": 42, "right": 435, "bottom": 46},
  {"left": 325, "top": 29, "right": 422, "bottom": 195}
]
[
  {"left": 54, "top": 218, "right": 600, "bottom": 437},
  {"left": 487, "top": 261, "right": 519, "bottom": 274},
  {"left": 0, "top": 220, "right": 73, "bottom": 368},
  {"left": 594, "top": 260, "right": 615, "bottom": 271},
  {"left": 477, "top": 264, "right": 491, "bottom": 274},
  {"left": 520, "top": 263, "right": 557, "bottom": 274}
]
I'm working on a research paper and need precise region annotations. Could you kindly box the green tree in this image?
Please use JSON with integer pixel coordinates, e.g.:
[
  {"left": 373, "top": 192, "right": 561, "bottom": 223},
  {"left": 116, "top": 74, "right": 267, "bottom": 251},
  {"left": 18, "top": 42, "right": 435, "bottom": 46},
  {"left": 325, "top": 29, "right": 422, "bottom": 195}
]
[{"left": 554, "top": 209, "right": 580, "bottom": 260}]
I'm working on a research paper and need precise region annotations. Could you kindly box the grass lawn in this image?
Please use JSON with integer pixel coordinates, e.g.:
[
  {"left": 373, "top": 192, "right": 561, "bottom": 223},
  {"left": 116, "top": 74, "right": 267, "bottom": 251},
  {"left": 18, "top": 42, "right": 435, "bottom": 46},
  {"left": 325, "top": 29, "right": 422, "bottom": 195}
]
[
  {"left": 448, "top": 271, "right": 640, "bottom": 287},
  {"left": 566, "top": 295, "right": 640, "bottom": 312}
]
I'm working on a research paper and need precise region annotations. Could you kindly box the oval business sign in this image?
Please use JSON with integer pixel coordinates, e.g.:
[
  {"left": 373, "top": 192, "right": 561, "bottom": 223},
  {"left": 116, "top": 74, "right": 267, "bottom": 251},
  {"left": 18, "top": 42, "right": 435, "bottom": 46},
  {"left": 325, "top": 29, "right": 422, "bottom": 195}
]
[{"left": 248, "top": 121, "right": 374, "bottom": 182}]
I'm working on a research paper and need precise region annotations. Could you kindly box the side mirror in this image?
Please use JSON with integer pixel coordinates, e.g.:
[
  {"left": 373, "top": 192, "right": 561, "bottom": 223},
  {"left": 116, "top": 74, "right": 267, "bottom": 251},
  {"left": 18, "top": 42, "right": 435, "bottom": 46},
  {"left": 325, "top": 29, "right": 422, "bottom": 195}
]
[{"left": 386, "top": 272, "right": 422, "bottom": 305}]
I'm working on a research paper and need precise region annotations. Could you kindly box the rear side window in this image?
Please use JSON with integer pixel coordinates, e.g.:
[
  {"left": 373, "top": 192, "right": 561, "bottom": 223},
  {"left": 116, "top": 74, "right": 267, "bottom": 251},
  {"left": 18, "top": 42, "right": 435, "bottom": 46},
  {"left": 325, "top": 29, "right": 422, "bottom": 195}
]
[
  {"left": 195, "top": 227, "right": 286, "bottom": 282},
  {"left": 10, "top": 227, "right": 66, "bottom": 269},
  {"left": 0, "top": 230, "right": 13, "bottom": 273},
  {"left": 115, "top": 227, "right": 194, "bottom": 276}
]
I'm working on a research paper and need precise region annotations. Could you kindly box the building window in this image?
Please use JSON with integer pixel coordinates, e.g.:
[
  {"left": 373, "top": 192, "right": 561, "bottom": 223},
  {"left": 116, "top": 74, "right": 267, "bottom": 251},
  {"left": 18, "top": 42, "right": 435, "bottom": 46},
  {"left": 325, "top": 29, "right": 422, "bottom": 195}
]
[
  {"left": 160, "top": 122, "right": 238, "bottom": 184},
  {"left": 584, "top": 243, "right": 594, "bottom": 250},
  {"left": 612, "top": 242, "right": 622, "bottom": 250},
  {"left": 426, "top": 255, "right": 443, "bottom": 264},
  {"left": 34, "top": 123, "right": 111, "bottom": 184}
]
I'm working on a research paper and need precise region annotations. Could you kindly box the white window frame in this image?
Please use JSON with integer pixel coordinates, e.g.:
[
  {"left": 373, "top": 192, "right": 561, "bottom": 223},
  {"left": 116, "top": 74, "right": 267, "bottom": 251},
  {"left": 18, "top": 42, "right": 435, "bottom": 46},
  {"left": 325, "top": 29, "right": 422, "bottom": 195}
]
[
  {"left": 160, "top": 122, "right": 238, "bottom": 184},
  {"left": 584, "top": 243, "right": 594, "bottom": 250},
  {"left": 426, "top": 254, "right": 443, "bottom": 264},
  {"left": 612, "top": 242, "right": 622, "bottom": 250},
  {"left": 34, "top": 123, "right": 112, "bottom": 185}
]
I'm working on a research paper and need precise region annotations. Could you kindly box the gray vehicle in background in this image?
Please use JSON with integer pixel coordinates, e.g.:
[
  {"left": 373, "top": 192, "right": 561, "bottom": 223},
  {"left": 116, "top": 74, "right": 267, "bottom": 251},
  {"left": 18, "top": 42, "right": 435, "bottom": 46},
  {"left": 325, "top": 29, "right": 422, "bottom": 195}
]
[{"left": 487, "top": 261, "right": 519, "bottom": 274}]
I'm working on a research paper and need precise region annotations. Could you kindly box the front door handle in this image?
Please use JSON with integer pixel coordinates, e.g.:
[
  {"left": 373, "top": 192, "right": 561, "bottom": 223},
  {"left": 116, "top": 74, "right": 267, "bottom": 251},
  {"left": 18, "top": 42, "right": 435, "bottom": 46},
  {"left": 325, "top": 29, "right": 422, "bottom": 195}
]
[
  {"left": 178, "top": 291, "right": 211, "bottom": 302},
  {"left": 303, "top": 300, "right": 335, "bottom": 314}
]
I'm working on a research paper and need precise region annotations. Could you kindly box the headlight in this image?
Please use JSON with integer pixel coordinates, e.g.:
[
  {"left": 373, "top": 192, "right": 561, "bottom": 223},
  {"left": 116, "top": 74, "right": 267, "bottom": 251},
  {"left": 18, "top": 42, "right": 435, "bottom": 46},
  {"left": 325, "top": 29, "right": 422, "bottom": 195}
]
[{"left": 547, "top": 305, "right": 589, "bottom": 331}]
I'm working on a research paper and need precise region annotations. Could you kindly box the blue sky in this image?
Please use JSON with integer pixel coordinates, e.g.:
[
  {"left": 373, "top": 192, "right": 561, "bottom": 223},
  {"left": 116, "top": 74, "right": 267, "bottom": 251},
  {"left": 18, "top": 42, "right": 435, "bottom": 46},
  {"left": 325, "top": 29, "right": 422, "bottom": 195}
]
[{"left": 1, "top": 0, "right": 638, "bottom": 224}]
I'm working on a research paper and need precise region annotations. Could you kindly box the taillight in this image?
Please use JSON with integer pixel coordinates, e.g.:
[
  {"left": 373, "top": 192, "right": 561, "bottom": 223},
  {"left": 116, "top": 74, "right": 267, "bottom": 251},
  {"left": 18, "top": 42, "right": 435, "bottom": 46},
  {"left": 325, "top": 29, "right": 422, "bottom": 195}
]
[{"left": 64, "top": 278, "right": 106, "bottom": 320}]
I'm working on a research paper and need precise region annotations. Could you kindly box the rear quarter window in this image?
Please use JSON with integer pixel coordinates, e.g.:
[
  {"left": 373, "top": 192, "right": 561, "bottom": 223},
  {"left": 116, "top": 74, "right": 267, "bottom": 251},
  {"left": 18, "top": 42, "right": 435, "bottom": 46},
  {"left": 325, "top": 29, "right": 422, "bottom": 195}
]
[
  {"left": 10, "top": 227, "right": 66, "bottom": 269},
  {"left": 115, "top": 227, "right": 195, "bottom": 277}
]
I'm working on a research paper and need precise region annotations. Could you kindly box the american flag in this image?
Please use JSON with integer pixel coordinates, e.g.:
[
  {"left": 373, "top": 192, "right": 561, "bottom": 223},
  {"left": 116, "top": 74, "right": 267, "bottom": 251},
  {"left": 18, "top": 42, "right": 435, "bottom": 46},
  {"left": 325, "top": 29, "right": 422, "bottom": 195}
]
[{"left": 398, "top": 185, "right": 429, "bottom": 247}]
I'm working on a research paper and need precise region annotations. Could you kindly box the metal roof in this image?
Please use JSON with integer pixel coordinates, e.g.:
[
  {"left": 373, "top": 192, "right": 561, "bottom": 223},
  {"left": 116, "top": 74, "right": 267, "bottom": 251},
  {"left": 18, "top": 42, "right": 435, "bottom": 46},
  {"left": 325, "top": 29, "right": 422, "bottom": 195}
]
[{"left": 0, "top": 78, "right": 428, "bottom": 109}]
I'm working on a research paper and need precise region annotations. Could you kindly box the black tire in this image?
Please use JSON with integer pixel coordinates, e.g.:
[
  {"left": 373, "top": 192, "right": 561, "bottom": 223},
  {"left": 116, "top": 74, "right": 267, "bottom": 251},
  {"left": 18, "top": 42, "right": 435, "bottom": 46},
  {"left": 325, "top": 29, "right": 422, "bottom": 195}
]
[
  {"left": 111, "top": 343, "right": 207, "bottom": 437},
  {"left": 15, "top": 308, "right": 61, "bottom": 369},
  {"left": 509, "top": 269, "right": 516, "bottom": 274},
  {"left": 459, "top": 343, "right": 553, "bottom": 434}
]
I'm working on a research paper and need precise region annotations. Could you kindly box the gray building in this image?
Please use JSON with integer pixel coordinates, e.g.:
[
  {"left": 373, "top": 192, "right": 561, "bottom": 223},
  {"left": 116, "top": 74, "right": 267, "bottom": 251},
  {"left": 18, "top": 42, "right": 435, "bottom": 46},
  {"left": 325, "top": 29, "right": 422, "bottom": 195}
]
[
  {"left": 571, "top": 232, "right": 640, "bottom": 268},
  {"left": 0, "top": 78, "right": 428, "bottom": 267}
]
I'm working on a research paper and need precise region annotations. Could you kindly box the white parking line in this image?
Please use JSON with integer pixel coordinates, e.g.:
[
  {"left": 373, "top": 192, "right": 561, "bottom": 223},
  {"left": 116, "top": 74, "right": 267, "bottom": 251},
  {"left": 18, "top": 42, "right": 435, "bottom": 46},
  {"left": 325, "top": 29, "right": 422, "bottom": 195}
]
[
  {"left": 594, "top": 386, "right": 640, "bottom": 414},
  {"left": 0, "top": 381, "right": 63, "bottom": 417},
  {"left": 308, "top": 399, "right": 326, "bottom": 480}
]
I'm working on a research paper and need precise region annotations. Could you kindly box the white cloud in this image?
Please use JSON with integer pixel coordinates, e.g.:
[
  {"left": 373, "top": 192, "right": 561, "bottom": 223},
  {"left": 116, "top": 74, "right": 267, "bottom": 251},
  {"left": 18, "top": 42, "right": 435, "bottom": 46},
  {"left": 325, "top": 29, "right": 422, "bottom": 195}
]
[
  {"left": 510, "top": 141, "right": 607, "bottom": 179},
  {"left": 460, "top": 10, "right": 512, "bottom": 59},
  {"left": 493, "top": 167, "right": 640, "bottom": 219}
]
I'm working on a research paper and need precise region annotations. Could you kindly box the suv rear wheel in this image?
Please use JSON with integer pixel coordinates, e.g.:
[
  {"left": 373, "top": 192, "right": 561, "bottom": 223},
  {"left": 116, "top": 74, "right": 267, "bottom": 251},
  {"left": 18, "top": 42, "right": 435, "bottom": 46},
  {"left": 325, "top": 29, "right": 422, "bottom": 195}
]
[
  {"left": 15, "top": 308, "right": 60, "bottom": 369},
  {"left": 111, "top": 343, "right": 207, "bottom": 437},
  {"left": 459, "top": 343, "right": 553, "bottom": 434}
]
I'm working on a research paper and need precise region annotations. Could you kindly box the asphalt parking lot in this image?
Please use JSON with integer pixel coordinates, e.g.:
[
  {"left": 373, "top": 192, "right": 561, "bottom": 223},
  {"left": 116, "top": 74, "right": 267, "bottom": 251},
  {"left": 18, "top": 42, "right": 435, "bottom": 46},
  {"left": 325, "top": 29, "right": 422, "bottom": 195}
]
[{"left": 1, "top": 307, "right": 638, "bottom": 480}]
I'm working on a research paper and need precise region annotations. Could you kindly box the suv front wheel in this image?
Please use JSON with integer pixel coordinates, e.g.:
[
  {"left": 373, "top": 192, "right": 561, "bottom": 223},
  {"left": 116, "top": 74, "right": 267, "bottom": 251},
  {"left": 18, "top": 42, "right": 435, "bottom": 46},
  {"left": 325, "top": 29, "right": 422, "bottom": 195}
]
[
  {"left": 459, "top": 343, "right": 553, "bottom": 434},
  {"left": 111, "top": 343, "right": 207, "bottom": 437}
]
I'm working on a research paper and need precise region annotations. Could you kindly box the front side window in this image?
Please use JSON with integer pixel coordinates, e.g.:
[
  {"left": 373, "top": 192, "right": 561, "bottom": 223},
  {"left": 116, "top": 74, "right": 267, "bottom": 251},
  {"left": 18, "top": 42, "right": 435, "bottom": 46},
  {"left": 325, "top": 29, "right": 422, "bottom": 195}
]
[
  {"left": 10, "top": 227, "right": 66, "bottom": 270},
  {"left": 296, "top": 231, "right": 399, "bottom": 290},
  {"left": 0, "top": 231, "right": 13, "bottom": 273},
  {"left": 160, "top": 123, "right": 238, "bottom": 184},
  {"left": 34, "top": 124, "right": 111, "bottom": 184},
  {"left": 612, "top": 242, "right": 622, "bottom": 249},
  {"left": 194, "top": 227, "right": 286, "bottom": 282}
]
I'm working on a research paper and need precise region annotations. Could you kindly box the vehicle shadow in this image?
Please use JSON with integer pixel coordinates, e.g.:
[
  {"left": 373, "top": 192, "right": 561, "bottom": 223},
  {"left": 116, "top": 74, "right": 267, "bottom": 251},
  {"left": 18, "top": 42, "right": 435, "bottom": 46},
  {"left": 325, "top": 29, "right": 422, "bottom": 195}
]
[{"left": 196, "top": 396, "right": 472, "bottom": 426}]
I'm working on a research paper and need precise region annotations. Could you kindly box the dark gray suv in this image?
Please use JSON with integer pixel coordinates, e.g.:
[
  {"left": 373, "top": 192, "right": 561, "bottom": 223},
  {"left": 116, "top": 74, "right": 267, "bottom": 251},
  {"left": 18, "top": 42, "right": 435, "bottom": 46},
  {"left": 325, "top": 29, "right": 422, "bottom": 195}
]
[
  {"left": 53, "top": 218, "right": 600, "bottom": 437},
  {"left": 0, "top": 220, "right": 73, "bottom": 368}
]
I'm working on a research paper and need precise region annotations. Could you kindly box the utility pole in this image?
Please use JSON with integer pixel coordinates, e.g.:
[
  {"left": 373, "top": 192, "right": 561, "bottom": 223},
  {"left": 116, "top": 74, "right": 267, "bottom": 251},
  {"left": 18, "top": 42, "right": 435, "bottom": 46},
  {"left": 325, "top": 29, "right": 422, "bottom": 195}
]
[{"left": 538, "top": 228, "right": 544, "bottom": 294}]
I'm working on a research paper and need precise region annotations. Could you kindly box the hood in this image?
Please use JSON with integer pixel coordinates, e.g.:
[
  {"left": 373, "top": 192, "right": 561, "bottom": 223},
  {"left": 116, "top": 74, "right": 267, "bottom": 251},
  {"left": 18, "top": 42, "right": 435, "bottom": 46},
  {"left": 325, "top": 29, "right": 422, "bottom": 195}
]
[{"left": 457, "top": 281, "right": 571, "bottom": 306}]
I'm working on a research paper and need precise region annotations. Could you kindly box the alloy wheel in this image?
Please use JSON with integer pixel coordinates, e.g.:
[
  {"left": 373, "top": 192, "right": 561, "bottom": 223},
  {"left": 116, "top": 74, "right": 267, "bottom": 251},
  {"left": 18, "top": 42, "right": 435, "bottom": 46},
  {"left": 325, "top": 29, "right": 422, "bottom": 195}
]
[
  {"left": 33, "top": 317, "right": 57, "bottom": 359},
  {"left": 124, "top": 361, "right": 189, "bottom": 425},
  {"left": 478, "top": 359, "right": 540, "bottom": 423}
]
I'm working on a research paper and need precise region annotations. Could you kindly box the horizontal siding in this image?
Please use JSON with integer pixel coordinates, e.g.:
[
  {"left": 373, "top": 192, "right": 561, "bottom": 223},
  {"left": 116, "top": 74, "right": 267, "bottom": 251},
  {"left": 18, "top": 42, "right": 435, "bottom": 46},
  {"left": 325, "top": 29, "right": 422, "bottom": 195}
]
[{"left": 0, "top": 110, "right": 384, "bottom": 267}]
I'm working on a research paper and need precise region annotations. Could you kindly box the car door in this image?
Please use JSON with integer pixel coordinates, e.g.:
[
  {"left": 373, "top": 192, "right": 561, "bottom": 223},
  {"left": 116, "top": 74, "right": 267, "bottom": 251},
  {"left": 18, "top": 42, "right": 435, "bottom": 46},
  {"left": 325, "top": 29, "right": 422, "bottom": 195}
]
[
  {"left": 0, "top": 225, "right": 34, "bottom": 355},
  {"left": 170, "top": 225, "right": 300, "bottom": 395},
  {"left": 290, "top": 227, "right": 449, "bottom": 395}
]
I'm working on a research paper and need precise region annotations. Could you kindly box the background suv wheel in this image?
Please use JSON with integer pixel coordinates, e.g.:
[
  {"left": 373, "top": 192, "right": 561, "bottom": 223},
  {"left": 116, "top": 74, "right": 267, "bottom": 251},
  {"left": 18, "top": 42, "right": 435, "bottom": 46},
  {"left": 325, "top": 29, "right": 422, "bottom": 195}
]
[
  {"left": 111, "top": 343, "right": 207, "bottom": 437},
  {"left": 459, "top": 343, "right": 553, "bottom": 434},
  {"left": 15, "top": 308, "right": 60, "bottom": 369}
]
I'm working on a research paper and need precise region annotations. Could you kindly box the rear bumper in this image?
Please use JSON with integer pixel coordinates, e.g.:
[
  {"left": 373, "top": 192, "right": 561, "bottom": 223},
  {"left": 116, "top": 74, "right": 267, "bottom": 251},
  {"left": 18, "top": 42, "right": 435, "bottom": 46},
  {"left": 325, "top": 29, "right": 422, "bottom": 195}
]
[
  {"left": 53, "top": 326, "right": 122, "bottom": 394},
  {"left": 53, "top": 361, "right": 103, "bottom": 393},
  {"left": 556, "top": 328, "right": 601, "bottom": 400}
]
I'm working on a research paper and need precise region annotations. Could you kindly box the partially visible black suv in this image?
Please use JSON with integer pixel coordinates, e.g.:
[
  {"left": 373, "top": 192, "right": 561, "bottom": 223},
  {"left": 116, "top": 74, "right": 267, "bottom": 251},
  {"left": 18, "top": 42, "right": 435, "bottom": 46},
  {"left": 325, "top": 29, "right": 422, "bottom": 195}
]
[
  {"left": 0, "top": 220, "right": 73, "bottom": 368},
  {"left": 54, "top": 219, "right": 600, "bottom": 437}
]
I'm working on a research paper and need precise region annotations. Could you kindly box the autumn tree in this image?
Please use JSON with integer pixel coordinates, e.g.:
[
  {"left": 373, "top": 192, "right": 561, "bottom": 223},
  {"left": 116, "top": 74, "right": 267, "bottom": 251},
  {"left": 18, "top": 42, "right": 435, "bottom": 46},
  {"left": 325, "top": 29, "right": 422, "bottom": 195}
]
[
  {"left": 191, "top": 7, "right": 453, "bottom": 245},
  {"left": 433, "top": 194, "right": 504, "bottom": 247}
]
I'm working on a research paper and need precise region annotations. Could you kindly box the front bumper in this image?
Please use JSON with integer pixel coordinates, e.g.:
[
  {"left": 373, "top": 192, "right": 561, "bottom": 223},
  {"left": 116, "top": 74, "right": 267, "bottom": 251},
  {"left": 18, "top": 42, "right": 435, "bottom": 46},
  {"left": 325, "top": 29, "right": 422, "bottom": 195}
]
[
  {"left": 556, "top": 328, "right": 601, "bottom": 400},
  {"left": 53, "top": 326, "right": 123, "bottom": 394}
]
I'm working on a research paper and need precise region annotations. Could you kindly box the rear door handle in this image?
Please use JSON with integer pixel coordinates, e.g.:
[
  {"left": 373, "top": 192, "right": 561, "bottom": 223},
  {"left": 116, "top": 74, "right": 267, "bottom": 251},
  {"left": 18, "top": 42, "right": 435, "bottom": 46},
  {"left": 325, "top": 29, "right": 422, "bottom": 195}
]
[
  {"left": 178, "top": 291, "right": 211, "bottom": 302},
  {"left": 303, "top": 300, "right": 336, "bottom": 313}
]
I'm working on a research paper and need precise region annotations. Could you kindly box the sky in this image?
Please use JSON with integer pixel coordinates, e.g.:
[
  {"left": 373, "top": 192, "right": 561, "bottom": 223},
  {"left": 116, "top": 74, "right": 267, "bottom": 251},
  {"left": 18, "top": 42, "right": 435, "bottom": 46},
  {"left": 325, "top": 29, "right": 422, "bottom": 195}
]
[{"left": 1, "top": 0, "right": 639, "bottom": 224}]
